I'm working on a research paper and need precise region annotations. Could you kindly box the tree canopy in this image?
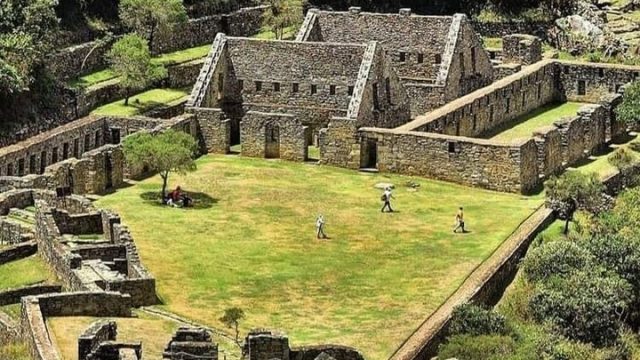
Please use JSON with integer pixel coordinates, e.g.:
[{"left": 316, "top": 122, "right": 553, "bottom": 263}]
[
  {"left": 545, "top": 171, "right": 605, "bottom": 234},
  {"left": 220, "top": 307, "right": 245, "bottom": 344},
  {"left": 119, "top": 0, "right": 187, "bottom": 52},
  {"left": 122, "top": 129, "right": 198, "bottom": 197},
  {"left": 262, "top": 0, "right": 304, "bottom": 40},
  {"left": 106, "top": 34, "right": 167, "bottom": 105},
  {"left": 616, "top": 82, "right": 640, "bottom": 130},
  {"left": 0, "top": 0, "right": 59, "bottom": 94}
]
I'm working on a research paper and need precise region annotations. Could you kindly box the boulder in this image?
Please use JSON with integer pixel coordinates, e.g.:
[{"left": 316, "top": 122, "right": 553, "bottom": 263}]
[{"left": 374, "top": 182, "right": 394, "bottom": 190}]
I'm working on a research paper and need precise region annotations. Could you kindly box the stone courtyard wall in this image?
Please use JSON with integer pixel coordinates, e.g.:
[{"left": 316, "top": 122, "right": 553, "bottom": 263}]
[
  {"left": 558, "top": 61, "right": 640, "bottom": 103},
  {"left": 401, "top": 60, "right": 558, "bottom": 138},
  {"left": 358, "top": 128, "right": 539, "bottom": 194}
]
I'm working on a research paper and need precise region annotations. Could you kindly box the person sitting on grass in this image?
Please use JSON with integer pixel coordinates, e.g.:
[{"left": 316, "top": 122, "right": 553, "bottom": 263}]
[{"left": 166, "top": 186, "right": 192, "bottom": 208}]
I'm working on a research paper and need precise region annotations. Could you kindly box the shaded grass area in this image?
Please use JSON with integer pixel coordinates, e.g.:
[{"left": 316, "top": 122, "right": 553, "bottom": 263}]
[
  {"left": 570, "top": 134, "right": 639, "bottom": 177},
  {"left": 252, "top": 25, "right": 298, "bottom": 40},
  {"left": 0, "top": 255, "right": 54, "bottom": 290},
  {"left": 96, "top": 155, "right": 540, "bottom": 359},
  {"left": 91, "top": 88, "right": 189, "bottom": 117},
  {"left": 484, "top": 102, "right": 587, "bottom": 142},
  {"left": 70, "top": 44, "right": 212, "bottom": 88},
  {"left": 48, "top": 310, "right": 242, "bottom": 360}
]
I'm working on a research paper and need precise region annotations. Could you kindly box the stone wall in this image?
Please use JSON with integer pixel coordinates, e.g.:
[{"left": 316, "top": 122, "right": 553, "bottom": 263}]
[
  {"left": 20, "top": 292, "right": 132, "bottom": 360},
  {"left": 471, "top": 20, "right": 554, "bottom": 40},
  {"left": 163, "top": 327, "right": 218, "bottom": 360},
  {"left": 241, "top": 112, "right": 307, "bottom": 161},
  {"left": 401, "top": 60, "right": 558, "bottom": 138},
  {"left": 558, "top": 61, "right": 640, "bottom": 103},
  {"left": 502, "top": 34, "right": 542, "bottom": 65},
  {"left": 290, "top": 346, "right": 365, "bottom": 360},
  {"left": 358, "top": 128, "right": 540, "bottom": 194},
  {"left": 0, "top": 284, "right": 62, "bottom": 306},
  {"left": 48, "top": 6, "right": 267, "bottom": 81},
  {"left": 78, "top": 320, "right": 117, "bottom": 360},
  {"left": 244, "top": 330, "right": 365, "bottom": 360},
  {"left": 0, "top": 241, "right": 37, "bottom": 265}
]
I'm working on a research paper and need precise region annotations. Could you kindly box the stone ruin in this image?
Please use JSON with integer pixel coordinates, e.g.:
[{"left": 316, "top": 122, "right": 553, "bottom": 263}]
[
  {"left": 244, "top": 329, "right": 365, "bottom": 360},
  {"left": 78, "top": 320, "right": 142, "bottom": 360},
  {"left": 163, "top": 327, "right": 218, "bottom": 360}
]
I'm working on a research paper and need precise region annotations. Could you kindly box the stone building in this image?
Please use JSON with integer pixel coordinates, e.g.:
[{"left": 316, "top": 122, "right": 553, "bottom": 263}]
[
  {"left": 296, "top": 8, "right": 495, "bottom": 116},
  {"left": 187, "top": 34, "right": 412, "bottom": 161}
]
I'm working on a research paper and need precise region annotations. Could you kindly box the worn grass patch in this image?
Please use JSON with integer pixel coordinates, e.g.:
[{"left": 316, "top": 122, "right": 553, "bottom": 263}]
[
  {"left": 0, "top": 255, "right": 54, "bottom": 290},
  {"left": 91, "top": 88, "right": 189, "bottom": 117},
  {"left": 485, "top": 102, "right": 587, "bottom": 142},
  {"left": 95, "top": 155, "right": 540, "bottom": 359}
]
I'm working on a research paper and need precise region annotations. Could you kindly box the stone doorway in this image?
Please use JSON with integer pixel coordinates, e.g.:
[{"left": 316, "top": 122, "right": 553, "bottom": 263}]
[
  {"left": 265, "top": 123, "right": 280, "bottom": 159},
  {"left": 361, "top": 139, "right": 378, "bottom": 169}
]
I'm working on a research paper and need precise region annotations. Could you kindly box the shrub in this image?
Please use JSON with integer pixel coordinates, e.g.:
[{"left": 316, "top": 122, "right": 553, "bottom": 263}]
[
  {"left": 529, "top": 270, "right": 633, "bottom": 347},
  {"left": 608, "top": 148, "right": 636, "bottom": 171},
  {"left": 449, "top": 304, "right": 509, "bottom": 337},
  {"left": 628, "top": 141, "right": 640, "bottom": 153},
  {"left": 438, "top": 334, "right": 516, "bottom": 360},
  {"left": 522, "top": 240, "right": 592, "bottom": 283}
]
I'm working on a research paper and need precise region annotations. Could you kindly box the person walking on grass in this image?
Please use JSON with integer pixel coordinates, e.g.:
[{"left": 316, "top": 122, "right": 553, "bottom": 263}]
[
  {"left": 381, "top": 187, "right": 394, "bottom": 213},
  {"left": 316, "top": 214, "right": 328, "bottom": 239},
  {"left": 453, "top": 207, "right": 466, "bottom": 233}
]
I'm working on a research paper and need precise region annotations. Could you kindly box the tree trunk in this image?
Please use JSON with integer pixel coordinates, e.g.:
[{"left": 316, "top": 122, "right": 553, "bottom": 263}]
[
  {"left": 564, "top": 218, "right": 570, "bottom": 235},
  {"left": 161, "top": 172, "right": 168, "bottom": 199},
  {"left": 149, "top": 23, "right": 157, "bottom": 54},
  {"left": 124, "top": 89, "right": 130, "bottom": 106}
]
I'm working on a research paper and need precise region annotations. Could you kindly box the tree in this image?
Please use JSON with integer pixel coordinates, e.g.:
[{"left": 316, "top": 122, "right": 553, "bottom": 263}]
[
  {"left": 0, "top": 0, "right": 59, "bottom": 93},
  {"left": 540, "top": 0, "right": 578, "bottom": 18},
  {"left": 220, "top": 307, "right": 245, "bottom": 345},
  {"left": 616, "top": 82, "right": 640, "bottom": 130},
  {"left": 122, "top": 129, "right": 198, "bottom": 198},
  {"left": 119, "top": 0, "right": 187, "bottom": 53},
  {"left": 106, "top": 34, "right": 166, "bottom": 106},
  {"left": 545, "top": 172, "right": 605, "bottom": 234},
  {"left": 262, "top": 0, "right": 304, "bottom": 40}
]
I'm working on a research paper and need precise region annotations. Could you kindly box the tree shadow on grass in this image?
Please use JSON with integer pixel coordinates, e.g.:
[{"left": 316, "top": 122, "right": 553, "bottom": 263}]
[{"left": 139, "top": 190, "right": 218, "bottom": 209}]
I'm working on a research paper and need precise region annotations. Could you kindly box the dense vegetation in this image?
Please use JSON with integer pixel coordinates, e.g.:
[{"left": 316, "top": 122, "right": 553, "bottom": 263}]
[{"left": 438, "top": 172, "right": 640, "bottom": 359}]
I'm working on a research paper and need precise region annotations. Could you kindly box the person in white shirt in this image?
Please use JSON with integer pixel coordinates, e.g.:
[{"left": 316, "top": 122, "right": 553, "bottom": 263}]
[
  {"left": 381, "top": 187, "right": 394, "bottom": 213},
  {"left": 316, "top": 214, "right": 328, "bottom": 239}
]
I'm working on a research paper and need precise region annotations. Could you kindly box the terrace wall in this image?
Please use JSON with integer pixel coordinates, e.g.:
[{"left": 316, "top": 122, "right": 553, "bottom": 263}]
[
  {"left": 0, "top": 242, "right": 37, "bottom": 265},
  {"left": 48, "top": 6, "right": 267, "bottom": 80},
  {"left": 0, "top": 285, "right": 62, "bottom": 306}
]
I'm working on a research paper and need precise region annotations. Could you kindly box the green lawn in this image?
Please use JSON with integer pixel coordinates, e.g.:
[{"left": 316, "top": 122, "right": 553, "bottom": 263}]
[
  {"left": 95, "top": 155, "right": 541, "bottom": 359},
  {"left": 487, "top": 102, "right": 587, "bottom": 142},
  {"left": 91, "top": 88, "right": 190, "bottom": 117},
  {"left": 0, "top": 255, "right": 54, "bottom": 290},
  {"left": 253, "top": 25, "right": 298, "bottom": 40}
]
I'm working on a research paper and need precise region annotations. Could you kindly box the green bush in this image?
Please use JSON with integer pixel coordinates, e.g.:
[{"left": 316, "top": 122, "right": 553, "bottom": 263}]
[
  {"left": 529, "top": 270, "right": 633, "bottom": 347},
  {"left": 607, "top": 148, "right": 636, "bottom": 171},
  {"left": 629, "top": 141, "right": 640, "bottom": 153},
  {"left": 522, "top": 240, "right": 592, "bottom": 283},
  {"left": 449, "top": 304, "right": 509, "bottom": 337},
  {"left": 438, "top": 334, "right": 516, "bottom": 360}
]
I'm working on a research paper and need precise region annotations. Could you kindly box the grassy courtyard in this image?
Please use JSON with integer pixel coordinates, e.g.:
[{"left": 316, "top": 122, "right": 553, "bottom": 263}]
[
  {"left": 0, "top": 255, "right": 54, "bottom": 290},
  {"left": 95, "top": 155, "right": 541, "bottom": 359},
  {"left": 91, "top": 88, "right": 190, "bottom": 117},
  {"left": 486, "top": 102, "right": 587, "bottom": 142}
]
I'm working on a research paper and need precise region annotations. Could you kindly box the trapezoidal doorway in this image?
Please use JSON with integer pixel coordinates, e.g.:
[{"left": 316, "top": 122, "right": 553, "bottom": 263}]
[{"left": 265, "top": 123, "right": 280, "bottom": 159}]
